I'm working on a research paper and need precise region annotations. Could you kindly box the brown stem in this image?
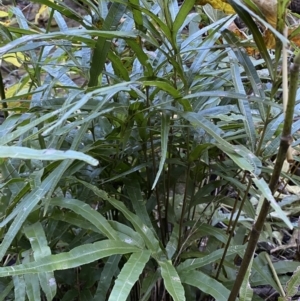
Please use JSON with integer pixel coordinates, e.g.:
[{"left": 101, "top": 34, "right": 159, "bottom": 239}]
[
  {"left": 228, "top": 52, "right": 300, "bottom": 301},
  {"left": 0, "top": 69, "right": 8, "bottom": 119}
]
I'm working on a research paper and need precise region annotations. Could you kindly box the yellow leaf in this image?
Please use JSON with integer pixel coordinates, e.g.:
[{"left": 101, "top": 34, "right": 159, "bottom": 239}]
[
  {"left": 196, "top": 0, "right": 235, "bottom": 14},
  {"left": 0, "top": 10, "right": 8, "bottom": 18},
  {"left": 35, "top": 4, "right": 57, "bottom": 26},
  {"left": 3, "top": 53, "right": 25, "bottom": 67},
  {"left": 197, "top": 0, "right": 277, "bottom": 26},
  {"left": 4, "top": 84, "right": 31, "bottom": 110},
  {"left": 0, "top": 20, "right": 11, "bottom": 26},
  {"left": 263, "top": 29, "right": 276, "bottom": 49}
]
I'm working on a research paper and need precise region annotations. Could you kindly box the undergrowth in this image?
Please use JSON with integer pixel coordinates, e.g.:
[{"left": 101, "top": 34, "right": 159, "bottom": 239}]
[{"left": 0, "top": 0, "right": 300, "bottom": 300}]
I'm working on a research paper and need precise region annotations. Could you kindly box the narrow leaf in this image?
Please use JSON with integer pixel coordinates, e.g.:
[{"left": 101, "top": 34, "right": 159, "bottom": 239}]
[
  {"left": 24, "top": 274, "right": 41, "bottom": 301},
  {"left": 142, "top": 80, "right": 181, "bottom": 98},
  {"left": 140, "top": 270, "right": 161, "bottom": 301},
  {"left": 159, "top": 260, "right": 185, "bottom": 301},
  {"left": 75, "top": 179, "right": 161, "bottom": 254},
  {"left": 253, "top": 177, "right": 293, "bottom": 229},
  {"left": 24, "top": 223, "right": 56, "bottom": 301},
  {"left": 93, "top": 255, "right": 121, "bottom": 301},
  {"left": 108, "top": 251, "right": 151, "bottom": 301},
  {"left": 129, "top": 0, "right": 144, "bottom": 31},
  {"left": 0, "top": 161, "right": 72, "bottom": 261},
  {"left": 0, "top": 146, "right": 98, "bottom": 166},
  {"left": 13, "top": 276, "right": 25, "bottom": 301},
  {"left": 229, "top": 49, "right": 256, "bottom": 152},
  {"left": 180, "top": 270, "right": 230, "bottom": 301},
  {"left": 0, "top": 240, "right": 140, "bottom": 276},
  {"left": 165, "top": 224, "right": 179, "bottom": 260},
  {"left": 285, "top": 265, "right": 300, "bottom": 297},
  {"left": 0, "top": 30, "right": 137, "bottom": 57},
  {"left": 51, "top": 197, "right": 119, "bottom": 240},
  {"left": 124, "top": 180, "right": 153, "bottom": 230},
  {"left": 239, "top": 255, "right": 254, "bottom": 301},
  {"left": 173, "top": 0, "right": 195, "bottom": 36},
  {"left": 88, "top": 2, "right": 127, "bottom": 87},
  {"left": 177, "top": 245, "right": 246, "bottom": 272},
  {"left": 152, "top": 112, "right": 170, "bottom": 189}
]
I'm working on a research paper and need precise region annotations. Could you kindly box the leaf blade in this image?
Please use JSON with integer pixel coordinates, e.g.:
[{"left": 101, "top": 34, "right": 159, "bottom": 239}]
[
  {"left": 159, "top": 260, "right": 186, "bottom": 301},
  {"left": 0, "top": 240, "right": 140, "bottom": 276},
  {"left": 108, "top": 250, "right": 151, "bottom": 301}
]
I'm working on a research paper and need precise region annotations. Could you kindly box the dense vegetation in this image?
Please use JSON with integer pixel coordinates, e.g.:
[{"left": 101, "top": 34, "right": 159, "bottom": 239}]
[{"left": 1, "top": 0, "right": 300, "bottom": 300}]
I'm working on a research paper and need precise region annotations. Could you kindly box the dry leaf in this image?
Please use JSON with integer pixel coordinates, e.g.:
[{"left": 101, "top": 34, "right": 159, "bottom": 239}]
[
  {"left": 251, "top": 0, "right": 277, "bottom": 28},
  {"left": 196, "top": 0, "right": 235, "bottom": 14},
  {"left": 35, "top": 4, "right": 57, "bottom": 27}
]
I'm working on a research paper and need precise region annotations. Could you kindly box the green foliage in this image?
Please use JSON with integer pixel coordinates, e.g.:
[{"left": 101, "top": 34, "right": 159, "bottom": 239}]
[{"left": 0, "top": 0, "right": 300, "bottom": 300}]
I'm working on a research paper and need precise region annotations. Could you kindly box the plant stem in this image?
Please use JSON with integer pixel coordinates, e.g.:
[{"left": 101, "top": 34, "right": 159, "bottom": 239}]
[
  {"left": 0, "top": 68, "right": 8, "bottom": 119},
  {"left": 228, "top": 52, "right": 300, "bottom": 301},
  {"left": 216, "top": 178, "right": 252, "bottom": 280}
]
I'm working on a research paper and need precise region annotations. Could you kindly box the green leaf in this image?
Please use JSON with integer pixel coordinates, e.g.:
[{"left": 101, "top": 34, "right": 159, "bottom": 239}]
[
  {"left": 285, "top": 265, "right": 300, "bottom": 298},
  {"left": 50, "top": 198, "right": 119, "bottom": 240},
  {"left": 140, "top": 270, "right": 161, "bottom": 301},
  {"left": 42, "top": 83, "right": 133, "bottom": 136},
  {"left": 0, "top": 29, "right": 137, "bottom": 57},
  {"left": 273, "top": 261, "right": 300, "bottom": 274},
  {"left": 183, "top": 223, "right": 229, "bottom": 244},
  {"left": 88, "top": 2, "right": 127, "bottom": 87},
  {"left": 0, "top": 161, "right": 72, "bottom": 262},
  {"left": 108, "top": 51, "right": 130, "bottom": 81},
  {"left": 13, "top": 276, "right": 25, "bottom": 301},
  {"left": 24, "top": 274, "right": 41, "bottom": 301},
  {"left": 222, "top": 30, "right": 267, "bottom": 121},
  {"left": 108, "top": 221, "right": 145, "bottom": 248},
  {"left": 261, "top": 114, "right": 284, "bottom": 153},
  {"left": 50, "top": 210, "right": 103, "bottom": 234},
  {"left": 222, "top": 144, "right": 261, "bottom": 176},
  {"left": 173, "top": 0, "right": 195, "bottom": 38},
  {"left": 182, "top": 113, "right": 260, "bottom": 173},
  {"left": 0, "top": 146, "right": 98, "bottom": 166},
  {"left": 177, "top": 245, "right": 246, "bottom": 272},
  {"left": 239, "top": 255, "right": 254, "bottom": 301},
  {"left": 108, "top": 250, "right": 151, "bottom": 301},
  {"left": 228, "top": 49, "right": 256, "bottom": 152},
  {"left": 74, "top": 179, "right": 161, "bottom": 254},
  {"left": 141, "top": 80, "right": 181, "bottom": 98},
  {"left": 180, "top": 270, "right": 230, "bottom": 301},
  {"left": 24, "top": 223, "right": 56, "bottom": 300},
  {"left": 22, "top": 251, "right": 41, "bottom": 300},
  {"left": 152, "top": 112, "right": 170, "bottom": 189},
  {"left": 129, "top": 0, "right": 144, "bottom": 31},
  {"left": 0, "top": 240, "right": 140, "bottom": 276},
  {"left": 0, "top": 280, "right": 13, "bottom": 300},
  {"left": 93, "top": 255, "right": 121, "bottom": 301},
  {"left": 251, "top": 252, "right": 280, "bottom": 292},
  {"left": 168, "top": 0, "right": 179, "bottom": 22},
  {"left": 252, "top": 177, "right": 293, "bottom": 229},
  {"left": 124, "top": 180, "right": 153, "bottom": 230},
  {"left": 0, "top": 106, "right": 73, "bottom": 146},
  {"left": 165, "top": 224, "right": 179, "bottom": 260},
  {"left": 159, "top": 260, "right": 185, "bottom": 301}
]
